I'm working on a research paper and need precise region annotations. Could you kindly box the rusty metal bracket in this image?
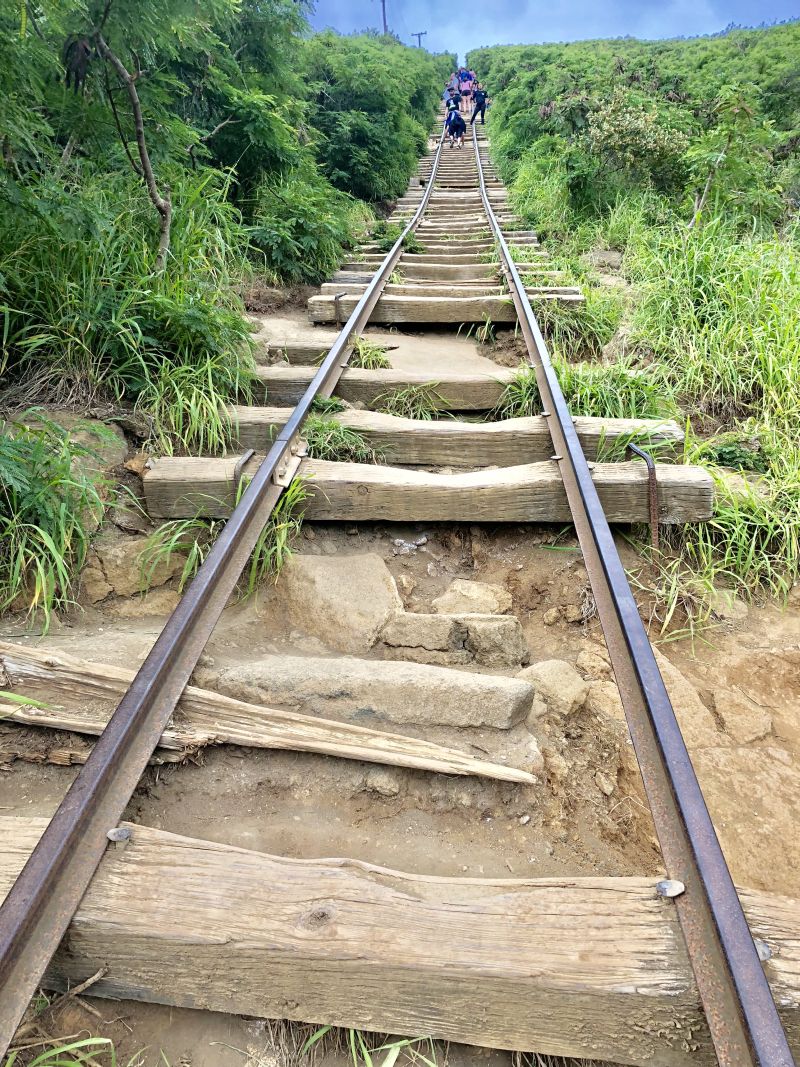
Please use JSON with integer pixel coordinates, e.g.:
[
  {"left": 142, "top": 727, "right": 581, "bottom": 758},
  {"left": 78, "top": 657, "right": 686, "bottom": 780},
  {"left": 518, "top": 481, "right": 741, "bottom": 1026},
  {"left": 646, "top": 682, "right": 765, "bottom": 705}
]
[
  {"left": 333, "top": 290, "right": 347, "bottom": 327},
  {"left": 233, "top": 449, "right": 255, "bottom": 493},
  {"left": 626, "top": 442, "right": 660, "bottom": 552}
]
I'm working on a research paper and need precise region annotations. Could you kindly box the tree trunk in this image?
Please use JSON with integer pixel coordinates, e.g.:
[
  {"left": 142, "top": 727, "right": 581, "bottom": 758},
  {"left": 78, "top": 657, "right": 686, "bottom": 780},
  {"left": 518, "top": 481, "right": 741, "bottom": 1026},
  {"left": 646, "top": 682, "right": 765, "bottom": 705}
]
[{"left": 95, "top": 32, "right": 172, "bottom": 271}]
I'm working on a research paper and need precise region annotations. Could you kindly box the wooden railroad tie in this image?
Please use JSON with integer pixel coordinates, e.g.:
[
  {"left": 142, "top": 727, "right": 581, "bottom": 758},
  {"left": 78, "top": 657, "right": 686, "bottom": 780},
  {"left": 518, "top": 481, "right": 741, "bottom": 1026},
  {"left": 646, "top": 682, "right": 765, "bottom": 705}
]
[{"left": 1, "top": 818, "right": 797, "bottom": 1067}]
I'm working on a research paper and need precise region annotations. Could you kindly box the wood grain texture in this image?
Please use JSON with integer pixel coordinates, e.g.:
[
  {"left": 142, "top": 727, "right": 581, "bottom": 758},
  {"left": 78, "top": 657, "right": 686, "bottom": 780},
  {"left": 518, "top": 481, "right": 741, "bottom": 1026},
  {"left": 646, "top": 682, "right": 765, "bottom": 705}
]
[
  {"left": 308, "top": 294, "right": 582, "bottom": 326},
  {"left": 0, "top": 818, "right": 797, "bottom": 1067},
  {"left": 318, "top": 283, "right": 581, "bottom": 299},
  {"left": 299, "top": 459, "right": 714, "bottom": 524},
  {"left": 143, "top": 456, "right": 713, "bottom": 523},
  {"left": 0, "top": 643, "right": 531, "bottom": 782},
  {"left": 227, "top": 407, "right": 684, "bottom": 466},
  {"left": 254, "top": 365, "right": 516, "bottom": 410}
]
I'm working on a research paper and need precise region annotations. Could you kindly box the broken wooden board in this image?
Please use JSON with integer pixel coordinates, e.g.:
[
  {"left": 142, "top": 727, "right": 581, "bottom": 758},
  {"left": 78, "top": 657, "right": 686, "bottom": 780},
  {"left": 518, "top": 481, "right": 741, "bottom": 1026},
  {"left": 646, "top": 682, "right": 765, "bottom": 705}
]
[
  {"left": 144, "top": 456, "right": 714, "bottom": 523},
  {"left": 0, "top": 643, "right": 532, "bottom": 783},
  {"left": 227, "top": 407, "right": 684, "bottom": 466},
  {"left": 308, "top": 293, "right": 582, "bottom": 326},
  {"left": 254, "top": 365, "right": 516, "bottom": 410},
  {"left": 1, "top": 818, "right": 797, "bottom": 1067}
]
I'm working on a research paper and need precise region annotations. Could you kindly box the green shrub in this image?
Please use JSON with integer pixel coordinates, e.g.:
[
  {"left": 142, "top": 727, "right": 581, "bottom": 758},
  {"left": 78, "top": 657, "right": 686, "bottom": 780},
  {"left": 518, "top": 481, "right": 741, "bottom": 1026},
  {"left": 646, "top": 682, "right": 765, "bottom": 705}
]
[
  {"left": 0, "top": 413, "right": 105, "bottom": 630},
  {"left": 250, "top": 166, "right": 373, "bottom": 284}
]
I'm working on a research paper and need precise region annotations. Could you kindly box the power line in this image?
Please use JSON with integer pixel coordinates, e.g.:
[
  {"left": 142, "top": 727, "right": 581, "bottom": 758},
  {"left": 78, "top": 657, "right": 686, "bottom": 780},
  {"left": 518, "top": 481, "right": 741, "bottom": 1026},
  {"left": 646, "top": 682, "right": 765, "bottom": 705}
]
[{"left": 412, "top": 31, "right": 427, "bottom": 47}]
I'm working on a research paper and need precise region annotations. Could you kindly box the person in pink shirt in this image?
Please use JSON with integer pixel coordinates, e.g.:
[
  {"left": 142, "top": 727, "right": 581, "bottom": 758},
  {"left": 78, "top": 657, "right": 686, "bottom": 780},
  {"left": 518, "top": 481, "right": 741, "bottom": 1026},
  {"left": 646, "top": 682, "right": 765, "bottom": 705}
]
[{"left": 459, "top": 72, "right": 473, "bottom": 113}]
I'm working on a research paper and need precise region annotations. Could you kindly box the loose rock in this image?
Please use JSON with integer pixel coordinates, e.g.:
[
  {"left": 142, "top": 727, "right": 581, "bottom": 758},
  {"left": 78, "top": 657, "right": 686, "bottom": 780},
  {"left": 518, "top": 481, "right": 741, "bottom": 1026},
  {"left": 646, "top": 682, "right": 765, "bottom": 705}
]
[
  {"left": 365, "top": 768, "right": 401, "bottom": 797},
  {"left": 517, "top": 660, "right": 589, "bottom": 718},
  {"left": 270, "top": 553, "right": 402, "bottom": 654},
  {"left": 432, "top": 579, "right": 512, "bottom": 616}
]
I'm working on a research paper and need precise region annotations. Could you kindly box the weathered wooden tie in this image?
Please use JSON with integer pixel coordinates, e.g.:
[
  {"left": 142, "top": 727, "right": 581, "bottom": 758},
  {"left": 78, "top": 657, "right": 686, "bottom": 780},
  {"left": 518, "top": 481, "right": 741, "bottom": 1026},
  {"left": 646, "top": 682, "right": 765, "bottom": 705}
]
[
  {"left": 1, "top": 819, "right": 797, "bottom": 1067},
  {"left": 254, "top": 365, "right": 516, "bottom": 409},
  {"left": 226, "top": 407, "right": 685, "bottom": 466},
  {"left": 144, "top": 455, "right": 714, "bottom": 522},
  {"left": 308, "top": 292, "right": 581, "bottom": 325}
]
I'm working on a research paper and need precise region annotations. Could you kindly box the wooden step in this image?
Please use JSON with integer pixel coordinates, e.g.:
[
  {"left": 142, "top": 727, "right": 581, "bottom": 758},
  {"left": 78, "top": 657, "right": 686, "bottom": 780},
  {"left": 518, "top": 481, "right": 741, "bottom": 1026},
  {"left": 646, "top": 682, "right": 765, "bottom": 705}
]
[
  {"left": 227, "top": 408, "right": 685, "bottom": 466},
  {"left": 308, "top": 293, "right": 581, "bottom": 325},
  {"left": 253, "top": 366, "right": 516, "bottom": 410},
  {"left": 144, "top": 456, "right": 714, "bottom": 523},
  {"left": 3, "top": 819, "right": 795, "bottom": 1067},
  {"left": 318, "top": 283, "right": 581, "bottom": 300}
]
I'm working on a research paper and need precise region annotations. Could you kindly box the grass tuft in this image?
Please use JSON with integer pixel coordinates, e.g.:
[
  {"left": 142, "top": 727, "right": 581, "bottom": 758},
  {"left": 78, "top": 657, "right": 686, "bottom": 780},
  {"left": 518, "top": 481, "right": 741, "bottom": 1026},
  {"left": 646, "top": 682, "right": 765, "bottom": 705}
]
[
  {"left": 0, "top": 412, "right": 106, "bottom": 632},
  {"left": 376, "top": 384, "right": 443, "bottom": 420},
  {"left": 304, "top": 416, "right": 379, "bottom": 463},
  {"left": 350, "top": 337, "right": 391, "bottom": 370},
  {"left": 141, "top": 477, "right": 307, "bottom": 596}
]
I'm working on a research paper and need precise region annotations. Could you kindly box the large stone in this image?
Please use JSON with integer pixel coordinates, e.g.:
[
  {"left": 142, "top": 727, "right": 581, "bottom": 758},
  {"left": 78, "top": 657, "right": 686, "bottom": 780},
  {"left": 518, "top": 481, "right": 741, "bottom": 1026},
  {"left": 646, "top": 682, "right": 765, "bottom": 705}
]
[
  {"left": 464, "top": 614, "right": 529, "bottom": 668},
  {"left": 432, "top": 579, "right": 512, "bottom": 616},
  {"left": 380, "top": 612, "right": 528, "bottom": 668},
  {"left": 271, "top": 554, "right": 402, "bottom": 654},
  {"left": 381, "top": 612, "right": 462, "bottom": 653},
  {"left": 517, "top": 660, "right": 589, "bottom": 718},
  {"left": 208, "top": 655, "right": 535, "bottom": 729},
  {"left": 81, "top": 530, "right": 184, "bottom": 603}
]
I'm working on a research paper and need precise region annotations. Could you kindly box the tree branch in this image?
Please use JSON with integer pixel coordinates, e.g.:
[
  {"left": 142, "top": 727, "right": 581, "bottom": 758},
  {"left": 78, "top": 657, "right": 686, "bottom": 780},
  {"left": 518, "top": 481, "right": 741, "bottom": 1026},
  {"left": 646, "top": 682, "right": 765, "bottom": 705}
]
[
  {"left": 103, "top": 64, "right": 142, "bottom": 176},
  {"left": 95, "top": 31, "right": 171, "bottom": 271}
]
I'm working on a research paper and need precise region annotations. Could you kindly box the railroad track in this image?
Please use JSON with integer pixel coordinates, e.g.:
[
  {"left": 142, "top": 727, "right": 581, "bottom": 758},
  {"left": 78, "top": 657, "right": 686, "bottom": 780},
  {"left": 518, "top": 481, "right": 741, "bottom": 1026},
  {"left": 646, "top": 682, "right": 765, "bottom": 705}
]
[{"left": 0, "top": 118, "right": 796, "bottom": 1067}]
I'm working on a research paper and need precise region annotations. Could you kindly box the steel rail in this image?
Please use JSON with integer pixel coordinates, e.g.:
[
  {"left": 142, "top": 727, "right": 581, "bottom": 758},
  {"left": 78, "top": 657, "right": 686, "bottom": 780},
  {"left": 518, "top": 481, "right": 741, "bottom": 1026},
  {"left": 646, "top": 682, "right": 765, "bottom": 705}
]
[
  {"left": 473, "top": 125, "right": 794, "bottom": 1067},
  {"left": 0, "top": 127, "right": 448, "bottom": 1054}
]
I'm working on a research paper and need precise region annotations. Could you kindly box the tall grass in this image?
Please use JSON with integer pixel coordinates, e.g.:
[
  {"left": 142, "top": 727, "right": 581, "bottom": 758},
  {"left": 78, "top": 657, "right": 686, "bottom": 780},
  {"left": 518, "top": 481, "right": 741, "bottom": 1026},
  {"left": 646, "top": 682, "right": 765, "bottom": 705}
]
[
  {"left": 628, "top": 219, "right": 800, "bottom": 423},
  {"left": 0, "top": 413, "right": 106, "bottom": 632},
  {"left": 494, "top": 361, "right": 673, "bottom": 420},
  {"left": 140, "top": 477, "right": 308, "bottom": 596},
  {"left": 500, "top": 153, "right": 800, "bottom": 623},
  {"left": 0, "top": 170, "right": 256, "bottom": 454}
]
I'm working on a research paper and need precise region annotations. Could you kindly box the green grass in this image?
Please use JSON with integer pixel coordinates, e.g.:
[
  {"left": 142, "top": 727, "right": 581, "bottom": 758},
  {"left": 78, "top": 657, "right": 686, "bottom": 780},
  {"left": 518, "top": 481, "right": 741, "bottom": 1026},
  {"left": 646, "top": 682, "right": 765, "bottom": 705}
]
[
  {"left": 0, "top": 412, "right": 106, "bottom": 632},
  {"left": 4, "top": 1038, "right": 128, "bottom": 1066},
  {"left": 370, "top": 221, "right": 425, "bottom": 255},
  {"left": 310, "top": 395, "right": 347, "bottom": 415},
  {"left": 493, "top": 361, "right": 672, "bottom": 420},
  {"left": 350, "top": 337, "right": 391, "bottom": 370},
  {"left": 376, "top": 384, "right": 443, "bottom": 420},
  {"left": 303, "top": 416, "right": 378, "bottom": 463},
  {"left": 140, "top": 477, "right": 307, "bottom": 596}
]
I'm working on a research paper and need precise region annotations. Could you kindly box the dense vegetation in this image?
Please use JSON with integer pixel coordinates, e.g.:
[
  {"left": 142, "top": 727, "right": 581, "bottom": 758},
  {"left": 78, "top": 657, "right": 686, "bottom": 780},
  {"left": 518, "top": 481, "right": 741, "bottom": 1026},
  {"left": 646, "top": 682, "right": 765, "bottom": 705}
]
[
  {"left": 470, "top": 23, "right": 800, "bottom": 627},
  {"left": 0, "top": 0, "right": 450, "bottom": 622}
]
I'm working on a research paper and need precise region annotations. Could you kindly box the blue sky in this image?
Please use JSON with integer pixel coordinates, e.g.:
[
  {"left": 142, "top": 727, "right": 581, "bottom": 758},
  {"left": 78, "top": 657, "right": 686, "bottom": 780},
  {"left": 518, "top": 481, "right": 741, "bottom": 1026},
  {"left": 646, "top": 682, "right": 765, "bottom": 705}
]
[{"left": 308, "top": 0, "right": 799, "bottom": 59}]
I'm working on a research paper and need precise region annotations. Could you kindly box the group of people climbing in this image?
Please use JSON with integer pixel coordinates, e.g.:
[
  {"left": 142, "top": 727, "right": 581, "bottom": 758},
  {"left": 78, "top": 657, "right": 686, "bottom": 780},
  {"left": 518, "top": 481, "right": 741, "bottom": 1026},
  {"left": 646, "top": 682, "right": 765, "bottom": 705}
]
[{"left": 442, "top": 67, "right": 489, "bottom": 149}]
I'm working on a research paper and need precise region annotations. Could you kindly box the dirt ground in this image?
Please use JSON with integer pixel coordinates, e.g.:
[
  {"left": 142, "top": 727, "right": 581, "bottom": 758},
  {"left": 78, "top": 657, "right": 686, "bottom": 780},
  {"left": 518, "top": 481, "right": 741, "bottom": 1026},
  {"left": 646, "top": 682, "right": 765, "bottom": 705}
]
[{"left": 1, "top": 318, "right": 798, "bottom": 1067}]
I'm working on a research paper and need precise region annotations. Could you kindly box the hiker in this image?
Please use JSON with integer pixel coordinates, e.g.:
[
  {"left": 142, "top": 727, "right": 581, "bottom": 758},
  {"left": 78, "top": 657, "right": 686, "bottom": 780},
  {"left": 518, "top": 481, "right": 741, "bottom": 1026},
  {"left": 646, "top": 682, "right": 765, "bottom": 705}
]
[
  {"left": 459, "top": 69, "right": 473, "bottom": 113},
  {"left": 470, "top": 83, "right": 489, "bottom": 125},
  {"left": 446, "top": 84, "right": 462, "bottom": 117},
  {"left": 447, "top": 106, "right": 466, "bottom": 148}
]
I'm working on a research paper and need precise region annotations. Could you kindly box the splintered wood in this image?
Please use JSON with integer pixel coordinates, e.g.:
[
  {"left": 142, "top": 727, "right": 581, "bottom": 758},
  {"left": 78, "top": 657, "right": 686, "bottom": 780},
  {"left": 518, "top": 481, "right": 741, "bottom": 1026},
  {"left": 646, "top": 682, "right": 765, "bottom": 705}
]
[{"left": 0, "top": 643, "right": 532, "bottom": 783}]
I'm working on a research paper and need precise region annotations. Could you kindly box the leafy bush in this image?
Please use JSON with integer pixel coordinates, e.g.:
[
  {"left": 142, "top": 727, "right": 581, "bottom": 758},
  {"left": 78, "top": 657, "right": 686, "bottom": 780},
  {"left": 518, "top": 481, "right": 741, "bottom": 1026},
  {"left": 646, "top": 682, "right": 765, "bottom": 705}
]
[
  {"left": 0, "top": 413, "right": 105, "bottom": 630},
  {"left": 302, "top": 32, "right": 450, "bottom": 201},
  {"left": 250, "top": 165, "right": 373, "bottom": 283}
]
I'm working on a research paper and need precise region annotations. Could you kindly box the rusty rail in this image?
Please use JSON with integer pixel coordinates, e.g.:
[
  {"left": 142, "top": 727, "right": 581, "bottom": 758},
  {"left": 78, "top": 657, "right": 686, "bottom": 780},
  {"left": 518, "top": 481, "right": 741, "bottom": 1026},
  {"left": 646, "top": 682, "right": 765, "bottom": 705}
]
[
  {"left": 472, "top": 124, "right": 794, "bottom": 1067},
  {"left": 0, "top": 130, "right": 447, "bottom": 1053}
]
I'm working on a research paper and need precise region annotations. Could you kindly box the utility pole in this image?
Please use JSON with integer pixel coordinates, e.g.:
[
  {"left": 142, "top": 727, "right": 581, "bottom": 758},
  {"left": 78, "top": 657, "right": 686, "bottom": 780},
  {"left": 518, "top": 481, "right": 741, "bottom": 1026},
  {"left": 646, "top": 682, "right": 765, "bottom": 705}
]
[
  {"left": 412, "top": 31, "right": 427, "bottom": 48},
  {"left": 380, "top": 0, "right": 388, "bottom": 34}
]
